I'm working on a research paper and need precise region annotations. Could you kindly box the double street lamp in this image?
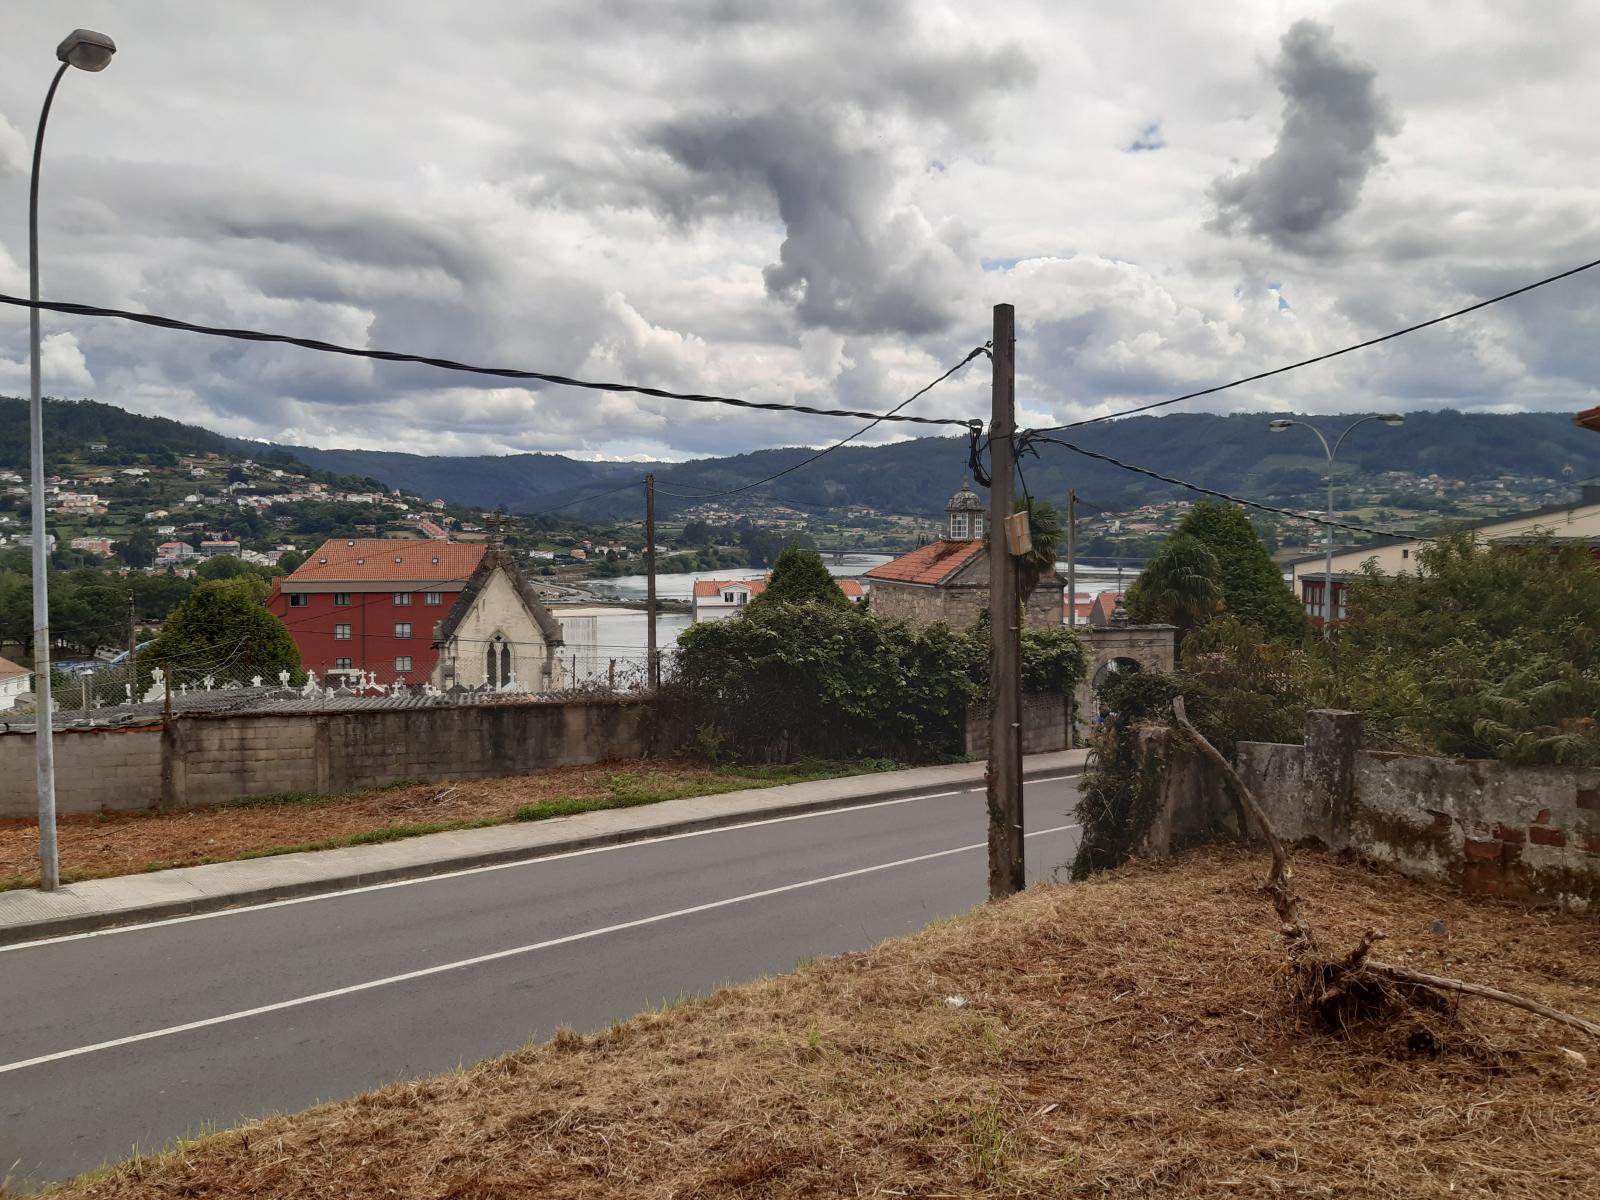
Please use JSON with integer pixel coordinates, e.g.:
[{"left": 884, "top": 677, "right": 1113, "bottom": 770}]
[
  {"left": 27, "top": 29, "right": 117, "bottom": 890},
  {"left": 1268, "top": 413, "right": 1404, "bottom": 637}
]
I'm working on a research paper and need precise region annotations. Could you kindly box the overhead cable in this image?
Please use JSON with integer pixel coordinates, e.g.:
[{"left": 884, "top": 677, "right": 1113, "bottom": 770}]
[
  {"left": 1034, "top": 255, "right": 1600, "bottom": 432},
  {"left": 653, "top": 345, "right": 990, "bottom": 501},
  {"left": 0, "top": 293, "right": 977, "bottom": 430}
]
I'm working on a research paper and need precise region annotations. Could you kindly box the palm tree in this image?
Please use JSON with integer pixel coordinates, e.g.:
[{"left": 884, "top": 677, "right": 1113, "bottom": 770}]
[
  {"left": 1014, "top": 497, "right": 1061, "bottom": 602},
  {"left": 1125, "top": 535, "right": 1223, "bottom": 641}
]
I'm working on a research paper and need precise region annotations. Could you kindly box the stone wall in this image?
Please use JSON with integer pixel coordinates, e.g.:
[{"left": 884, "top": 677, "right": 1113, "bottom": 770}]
[
  {"left": 0, "top": 698, "right": 657, "bottom": 817},
  {"left": 867, "top": 577, "right": 1064, "bottom": 631},
  {"left": 1231, "top": 712, "right": 1599, "bottom": 911},
  {"left": 964, "top": 693, "right": 1069, "bottom": 758}
]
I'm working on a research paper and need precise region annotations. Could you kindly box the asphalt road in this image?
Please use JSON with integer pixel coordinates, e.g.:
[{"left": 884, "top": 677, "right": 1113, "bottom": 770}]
[{"left": 0, "top": 775, "right": 1080, "bottom": 1189}]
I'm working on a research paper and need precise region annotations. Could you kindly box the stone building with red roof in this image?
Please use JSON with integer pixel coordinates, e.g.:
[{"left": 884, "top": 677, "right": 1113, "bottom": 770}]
[{"left": 864, "top": 483, "right": 1064, "bottom": 630}]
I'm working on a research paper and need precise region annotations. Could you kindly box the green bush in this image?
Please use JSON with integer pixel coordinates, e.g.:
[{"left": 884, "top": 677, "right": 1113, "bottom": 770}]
[{"left": 671, "top": 602, "right": 1088, "bottom": 764}]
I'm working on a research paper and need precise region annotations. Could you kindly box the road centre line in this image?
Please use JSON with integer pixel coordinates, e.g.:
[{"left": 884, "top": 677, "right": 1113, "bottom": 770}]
[
  {"left": 0, "top": 824, "right": 1080, "bottom": 1076},
  {"left": 0, "top": 788, "right": 973, "bottom": 953}
]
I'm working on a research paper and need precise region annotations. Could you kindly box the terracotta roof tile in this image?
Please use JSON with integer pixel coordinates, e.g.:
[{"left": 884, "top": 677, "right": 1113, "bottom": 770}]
[
  {"left": 286, "top": 539, "right": 485, "bottom": 584},
  {"left": 0, "top": 655, "right": 29, "bottom": 682},
  {"left": 693, "top": 577, "right": 865, "bottom": 600},
  {"left": 694, "top": 578, "right": 765, "bottom": 599},
  {"left": 863, "top": 540, "right": 984, "bottom": 586}
]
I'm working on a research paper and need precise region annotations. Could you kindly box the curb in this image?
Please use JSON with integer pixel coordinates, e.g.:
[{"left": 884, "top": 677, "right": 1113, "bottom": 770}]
[{"left": 0, "top": 761, "right": 1083, "bottom": 947}]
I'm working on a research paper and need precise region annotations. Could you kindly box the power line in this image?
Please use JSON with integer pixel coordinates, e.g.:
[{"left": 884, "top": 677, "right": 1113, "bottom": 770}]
[
  {"left": 0, "top": 293, "right": 977, "bottom": 431},
  {"left": 1032, "top": 255, "right": 1600, "bottom": 433},
  {"left": 1023, "top": 433, "right": 1427, "bottom": 541},
  {"left": 653, "top": 346, "right": 989, "bottom": 502}
]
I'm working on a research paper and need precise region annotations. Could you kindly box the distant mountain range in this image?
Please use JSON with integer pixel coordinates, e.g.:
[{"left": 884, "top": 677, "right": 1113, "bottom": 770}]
[
  {"left": 6, "top": 396, "right": 1599, "bottom": 520},
  {"left": 279, "top": 409, "right": 1600, "bottom": 519}
]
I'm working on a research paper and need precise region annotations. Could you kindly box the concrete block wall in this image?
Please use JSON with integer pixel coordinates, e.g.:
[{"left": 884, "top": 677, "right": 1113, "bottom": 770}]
[
  {"left": 1234, "top": 712, "right": 1600, "bottom": 911},
  {"left": 0, "top": 698, "right": 658, "bottom": 818},
  {"left": 0, "top": 726, "right": 166, "bottom": 815},
  {"left": 965, "top": 693, "right": 1069, "bottom": 758}
]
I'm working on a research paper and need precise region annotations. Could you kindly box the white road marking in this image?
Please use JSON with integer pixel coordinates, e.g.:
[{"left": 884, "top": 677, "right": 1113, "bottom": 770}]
[
  {"left": 0, "top": 823, "right": 1081, "bottom": 1076},
  {"left": 1, "top": 773, "right": 1076, "bottom": 951}
]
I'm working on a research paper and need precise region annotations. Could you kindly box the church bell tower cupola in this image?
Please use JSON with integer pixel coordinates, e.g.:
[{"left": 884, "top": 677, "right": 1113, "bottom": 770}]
[{"left": 946, "top": 481, "right": 986, "bottom": 542}]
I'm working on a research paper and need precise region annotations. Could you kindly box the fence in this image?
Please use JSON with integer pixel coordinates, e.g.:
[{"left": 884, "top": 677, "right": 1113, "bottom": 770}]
[{"left": 2, "top": 650, "right": 678, "bottom": 732}]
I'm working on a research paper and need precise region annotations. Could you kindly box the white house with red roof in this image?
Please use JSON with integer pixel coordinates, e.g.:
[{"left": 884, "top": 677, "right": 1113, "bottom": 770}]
[
  {"left": 0, "top": 655, "right": 30, "bottom": 711},
  {"left": 691, "top": 576, "right": 865, "bottom": 623}
]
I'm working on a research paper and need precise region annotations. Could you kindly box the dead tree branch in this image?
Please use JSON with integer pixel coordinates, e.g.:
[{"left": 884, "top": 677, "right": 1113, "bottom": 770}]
[
  {"left": 1169, "top": 698, "right": 1599, "bottom": 1042},
  {"left": 1366, "top": 962, "right": 1600, "bottom": 1040},
  {"left": 1171, "top": 697, "right": 1312, "bottom": 951}
]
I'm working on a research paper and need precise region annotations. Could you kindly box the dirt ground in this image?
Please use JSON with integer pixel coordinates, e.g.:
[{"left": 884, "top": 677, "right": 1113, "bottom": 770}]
[
  {"left": 0, "top": 761, "right": 825, "bottom": 888},
  {"left": 33, "top": 850, "right": 1599, "bottom": 1200}
]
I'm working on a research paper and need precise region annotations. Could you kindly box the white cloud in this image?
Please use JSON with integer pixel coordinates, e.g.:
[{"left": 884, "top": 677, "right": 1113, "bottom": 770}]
[
  {"left": 0, "top": 331, "right": 96, "bottom": 394},
  {"left": 0, "top": 0, "right": 1596, "bottom": 462}
]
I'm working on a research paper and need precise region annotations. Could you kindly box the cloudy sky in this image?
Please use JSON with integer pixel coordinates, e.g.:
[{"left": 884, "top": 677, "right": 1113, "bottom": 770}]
[{"left": 2, "top": 1, "right": 1598, "bottom": 461}]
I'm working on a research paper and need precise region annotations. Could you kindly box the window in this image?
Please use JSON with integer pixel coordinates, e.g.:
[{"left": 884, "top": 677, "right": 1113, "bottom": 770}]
[
  {"left": 950, "top": 512, "right": 970, "bottom": 539},
  {"left": 722, "top": 589, "right": 748, "bottom": 605},
  {"left": 394, "top": 592, "right": 412, "bottom": 605},
  {"left": 394, "top": 655, "right": 413, "bottom": 673},
  {"left": 335, "top": 623, "right": 352, "bottom": 640},
  {"left": 334, "top": 592, "right": 351, "bottom": 606},
  {"left": 486, "top": 638, "right": 512, "bottom": 686},
  {"left": 1401, "top": 548, "right": 1410, "bottom": 560},
  {"left": 394, "top": 622, "right": 411, "bottom": 639},
  {"left": 335, "top": 657, "right": 352, "bottom": 670},
  {"left": 424, "top": 591, "right": 443, "bottom": 605},
  {"left": 973, "top": 514, "right": 986, "bottom": 538},
  {"left": 288, "top": 594, "right": 309, "bottom": 608}
]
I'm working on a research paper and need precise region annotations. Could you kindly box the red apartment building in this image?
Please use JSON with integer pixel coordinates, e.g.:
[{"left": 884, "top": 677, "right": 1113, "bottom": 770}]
[{"left": 267, "top": 539, "right": 487, "bottom": 685}]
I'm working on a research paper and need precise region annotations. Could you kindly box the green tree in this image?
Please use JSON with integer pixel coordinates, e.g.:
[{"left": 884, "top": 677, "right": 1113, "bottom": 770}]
[
  {"left": 277, "top": 549, "right": 307, "bottom": 573},
  {"left": 750, "top": 547, "right": 847, "bottom": 610},
  {"left": 120, "top": 530, "right": 158, "bottom": 569},
  {"left": 1124, "top": 534, "right": 1223, "bottom": 644},
  {"left": 144, "top": 579, "right": 302, "bottom": 681},
  {"left": 1162, "top": 502, "right": 1307, "bottom": 640}
]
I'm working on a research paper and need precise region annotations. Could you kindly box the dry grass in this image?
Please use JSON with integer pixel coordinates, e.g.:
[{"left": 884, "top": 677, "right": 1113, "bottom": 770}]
[
  {"left": 0, "top": 760, "right": 866, "bottom": 889},
  {"left": 31, "top": 850, "right": 1599, "bottom": 1199}
]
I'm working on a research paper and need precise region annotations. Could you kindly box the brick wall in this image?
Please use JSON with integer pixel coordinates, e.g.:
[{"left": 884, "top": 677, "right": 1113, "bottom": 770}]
[
  {"left": 1232, "top": 712, "right": 1599, "bottom": 911},
  {"left": 0, "top": 698, "right": 659, "bottom": 817}
]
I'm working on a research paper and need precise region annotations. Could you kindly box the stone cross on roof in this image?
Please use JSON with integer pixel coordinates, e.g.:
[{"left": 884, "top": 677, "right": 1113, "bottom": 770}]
[{"left": 485, "top": 508, "right": 509, "bottom": 547}]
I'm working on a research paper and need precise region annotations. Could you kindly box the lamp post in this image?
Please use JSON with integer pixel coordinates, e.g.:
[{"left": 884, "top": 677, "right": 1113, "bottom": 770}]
[
  {"left": 28, "top": 28, "right": 116, "bottom": 890},
  {"left": 1269, "top": 412, "right": 1404, "bottom": 637}
]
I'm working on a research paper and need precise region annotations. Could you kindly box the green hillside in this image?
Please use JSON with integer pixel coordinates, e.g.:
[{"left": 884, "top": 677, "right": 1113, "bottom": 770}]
[{"left": 4, "top": 396, "right": 1596, "bottom": 520}]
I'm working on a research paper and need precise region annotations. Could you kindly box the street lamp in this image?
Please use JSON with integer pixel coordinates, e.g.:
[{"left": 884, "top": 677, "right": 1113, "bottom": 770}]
[
  {"left": 27, "top": 28, "right": 117, "bottom": 890},
  {"left": 1269, "top": 413, "right": 1404, "bottom": 637}
]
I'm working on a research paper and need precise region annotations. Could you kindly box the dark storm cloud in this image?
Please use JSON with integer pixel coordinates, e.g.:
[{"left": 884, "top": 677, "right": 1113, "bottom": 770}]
[
  {"left": 1210, "top": 20, "right": 1400, "bottom": 251},
  {"left": 649, "top": 107, "right": 960, "bottom": 336},
  {"left": 517, "top": 0, "right": 1034, "bottom": 338}
]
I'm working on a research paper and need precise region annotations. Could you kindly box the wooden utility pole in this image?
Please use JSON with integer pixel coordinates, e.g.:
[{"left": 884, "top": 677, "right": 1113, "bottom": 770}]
[
  {"left": 644, "top": 473, "right": 658, "bottom": 690},
  {"left": 1066, "top": 490, "right": 1077, "bottom": 629},
  {"left": 1065, "top": 489, "right": 1077, "bottom": 750},
  {"left": 987, "top": 302, "right": 1025, "bottom": 900}
]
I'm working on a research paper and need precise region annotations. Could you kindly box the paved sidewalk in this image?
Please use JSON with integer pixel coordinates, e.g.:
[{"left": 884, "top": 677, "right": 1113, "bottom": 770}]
[{"left": 0, "top": 750, "right": 1088, "bottom": 946}]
